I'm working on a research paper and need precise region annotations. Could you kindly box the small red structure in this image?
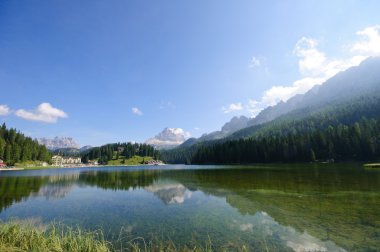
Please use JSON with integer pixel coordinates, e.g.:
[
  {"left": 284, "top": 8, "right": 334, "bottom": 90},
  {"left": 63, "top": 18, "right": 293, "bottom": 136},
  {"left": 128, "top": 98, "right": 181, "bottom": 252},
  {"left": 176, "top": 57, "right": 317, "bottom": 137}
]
[{"left": 0, "top": 159, "right": 6, "bottom": 167}]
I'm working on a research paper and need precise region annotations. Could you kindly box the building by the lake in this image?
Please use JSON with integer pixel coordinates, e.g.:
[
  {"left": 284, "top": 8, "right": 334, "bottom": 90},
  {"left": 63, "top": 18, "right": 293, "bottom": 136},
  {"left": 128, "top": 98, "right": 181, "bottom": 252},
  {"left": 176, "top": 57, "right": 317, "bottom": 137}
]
[
  {"left": 52, "top": 155, "right": 82, "bottom": 166},
  {"left": 0, "top": 159, "right": 6, "bottom": 167}
]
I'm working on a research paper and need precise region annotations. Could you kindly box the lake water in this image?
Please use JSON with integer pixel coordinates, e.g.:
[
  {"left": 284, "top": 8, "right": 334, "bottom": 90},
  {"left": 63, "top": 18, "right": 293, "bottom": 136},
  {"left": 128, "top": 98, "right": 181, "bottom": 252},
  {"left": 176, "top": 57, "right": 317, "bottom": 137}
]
[{"left": 0, "top": 164, "right": 379, "bottom": 251}]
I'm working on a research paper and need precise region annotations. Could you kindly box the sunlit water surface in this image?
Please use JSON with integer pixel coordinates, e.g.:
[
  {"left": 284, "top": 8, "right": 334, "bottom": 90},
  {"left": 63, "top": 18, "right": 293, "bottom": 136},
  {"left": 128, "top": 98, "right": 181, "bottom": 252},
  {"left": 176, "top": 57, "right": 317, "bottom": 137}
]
[{"left": 1, "top": 164, "right": 379, "bottom": 251}]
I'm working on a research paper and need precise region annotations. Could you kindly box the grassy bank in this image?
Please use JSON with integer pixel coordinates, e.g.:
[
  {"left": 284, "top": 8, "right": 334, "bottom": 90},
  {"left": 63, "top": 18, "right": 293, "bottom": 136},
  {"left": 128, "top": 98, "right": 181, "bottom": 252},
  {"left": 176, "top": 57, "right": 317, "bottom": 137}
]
[
  {"left": 0, "top": 222, "right": 241, "bottom": 252},
  {"left": 106, "top": 155, "right": 154, "bottom": 166},
  {"left": 0, "top": 222, "right": 111, "bottom": 252}
]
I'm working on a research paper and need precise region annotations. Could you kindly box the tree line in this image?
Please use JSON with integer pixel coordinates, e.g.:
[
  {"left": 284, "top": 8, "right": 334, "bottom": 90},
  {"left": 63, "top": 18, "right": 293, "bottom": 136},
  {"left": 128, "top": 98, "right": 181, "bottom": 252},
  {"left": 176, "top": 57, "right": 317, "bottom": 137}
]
[
  {"left": 0, "top": 123, "right": 51, "bottom": 165},
  {"left": 81, "top": 142, "right": 160, "bottom": 164},
  {"left": 191, "top": 117, "right": 380, "bottom": 164}
]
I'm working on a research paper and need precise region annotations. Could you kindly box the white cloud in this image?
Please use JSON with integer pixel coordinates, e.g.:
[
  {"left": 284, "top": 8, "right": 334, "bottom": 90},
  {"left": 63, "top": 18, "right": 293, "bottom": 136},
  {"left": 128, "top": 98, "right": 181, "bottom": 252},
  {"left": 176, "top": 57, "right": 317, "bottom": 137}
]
[
  {"left": 293, "top": 37, "right": 327, "bottom": 76},
  {"left": 351, "top": 25, "right": 380, "bottom": 56},
  {"left": 131, "top": 107, "right": 143, "bottom": 116},
  {"left": 159, "top": 101, "right": 176, "bottom": 110},
  {"left": 246, "top": 100, "right": 263, "bottom": 117},
  {"left": 15, "top": 103, "right": 67, "bottom": 123},
  {"left": 230, "top": 25, "right": 380, "bottom": 117},
  {"left": 222, "top": 102, "right": 243, "bottom": 114},
  {"left": 248, "top": 56, "right": 261, "bottom": 68},
  {"left": 0, "top": 105, "right": 10, "bottom": 116}
]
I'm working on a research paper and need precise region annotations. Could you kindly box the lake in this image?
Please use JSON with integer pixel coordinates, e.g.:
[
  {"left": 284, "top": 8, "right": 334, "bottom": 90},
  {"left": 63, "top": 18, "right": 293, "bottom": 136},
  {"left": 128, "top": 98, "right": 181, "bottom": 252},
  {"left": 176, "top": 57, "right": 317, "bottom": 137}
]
[{"left": 0, "top": 164, "right": 379, "bottom": 251}]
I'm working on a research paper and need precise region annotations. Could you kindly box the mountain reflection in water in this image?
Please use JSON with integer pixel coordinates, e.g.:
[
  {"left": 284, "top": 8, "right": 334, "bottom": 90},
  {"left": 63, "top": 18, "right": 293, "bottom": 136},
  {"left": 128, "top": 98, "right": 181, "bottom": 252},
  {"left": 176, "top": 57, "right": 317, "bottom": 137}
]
[{"left": 145, "top": 182, "right": 192, "bottom": 204}]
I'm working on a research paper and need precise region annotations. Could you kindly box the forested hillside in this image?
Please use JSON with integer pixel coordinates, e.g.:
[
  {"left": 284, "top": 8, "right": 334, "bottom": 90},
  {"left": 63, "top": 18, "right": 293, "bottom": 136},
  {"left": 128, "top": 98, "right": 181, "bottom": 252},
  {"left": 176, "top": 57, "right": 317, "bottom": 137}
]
[
  {"left": 162, "top": 95, "right": 380, "bottom": 164},
  {"left": 246, "top": 56, "right": 380, "bottom": 128},
  {"left": 81, "top": 142, "right": 159, "bottom": 164},
  {"left": 0, "top": 123, "right": 51, "bottom": 165},
  {"left": 161, "top": 57, "right": 380, "bottom": 164},
  {"left": 180, "top": 57, "right": 380, "bottom": 149},
  {"left": 52, "top": 148, "right": 81, "bottom": 157}
]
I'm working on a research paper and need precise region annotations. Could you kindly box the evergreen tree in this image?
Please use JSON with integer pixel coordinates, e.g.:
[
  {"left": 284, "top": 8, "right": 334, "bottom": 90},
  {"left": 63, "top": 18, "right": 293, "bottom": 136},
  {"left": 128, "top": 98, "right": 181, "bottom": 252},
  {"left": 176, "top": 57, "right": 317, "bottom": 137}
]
[{"left": 0, "top": 123, "right": 51, "bottom": 165}]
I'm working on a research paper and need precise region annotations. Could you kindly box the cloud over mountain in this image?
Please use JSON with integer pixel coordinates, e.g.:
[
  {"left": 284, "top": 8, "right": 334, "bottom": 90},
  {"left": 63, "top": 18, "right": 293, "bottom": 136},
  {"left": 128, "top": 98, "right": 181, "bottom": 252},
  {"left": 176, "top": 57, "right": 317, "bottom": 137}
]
[
  {"left": 222, "top": 103, "right": 243, "bottom": 114},
  {"left": 223, "top": 25, "right": 380, "bottom": 118},
  {"left": 146, "top": 128, "right": 190, "bottom": 149}
]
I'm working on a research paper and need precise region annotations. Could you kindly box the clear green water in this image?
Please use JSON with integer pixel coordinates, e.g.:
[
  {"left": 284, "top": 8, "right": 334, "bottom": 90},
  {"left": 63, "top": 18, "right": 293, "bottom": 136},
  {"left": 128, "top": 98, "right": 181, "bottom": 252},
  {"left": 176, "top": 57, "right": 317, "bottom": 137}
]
[{"left": 0, "top": 164, "right": 379, "bottom": 251}]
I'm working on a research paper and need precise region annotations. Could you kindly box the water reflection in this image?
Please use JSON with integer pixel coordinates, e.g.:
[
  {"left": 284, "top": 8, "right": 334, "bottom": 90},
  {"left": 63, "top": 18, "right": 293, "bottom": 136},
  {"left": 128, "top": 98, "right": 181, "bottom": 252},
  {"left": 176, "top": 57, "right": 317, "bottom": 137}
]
[
  {"left": 31, "top": 174, "right": 79, "bottom": 199},
  {"left": 145, "top": 182, "right": 192, "bottom": 204},
  {"left": 230, "top": 211, "right": 346, "bottom": 252},
  {"left": 0, "top": 175, "right": 49, "bottom": 211},
  {"left": 165, "top": 166, "right": 380, "bottom": 250},
  {"left": 0, "top": 164, "right": 379, "bottom": 251},
  {"left": 78, "top": 170, "right": 159, "bottom": 190},
  {"left": 32, "top": 184, "right": 73, "bottom": 199}
]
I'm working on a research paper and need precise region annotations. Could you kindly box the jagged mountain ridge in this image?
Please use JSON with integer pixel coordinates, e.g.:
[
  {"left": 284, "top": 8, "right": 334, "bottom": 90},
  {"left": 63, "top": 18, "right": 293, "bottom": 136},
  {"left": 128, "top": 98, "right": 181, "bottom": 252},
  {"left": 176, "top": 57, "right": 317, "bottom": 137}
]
[
  {"left": 247, "top": 56, "right": 380, "bottom": 127},
  {"left": 38, "top": 137, "right": 80, "bottom": 150},
  {"left": 180, "top": 116, "right": 249, "bottom": 147},
  {"left": 182, "top": 56, "right": 380, "bottom": 147}
]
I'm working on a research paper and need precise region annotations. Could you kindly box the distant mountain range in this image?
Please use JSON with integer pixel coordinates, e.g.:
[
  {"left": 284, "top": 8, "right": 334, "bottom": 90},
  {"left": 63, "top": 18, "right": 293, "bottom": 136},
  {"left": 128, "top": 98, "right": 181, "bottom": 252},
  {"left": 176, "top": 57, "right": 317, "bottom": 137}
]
[
  {"left": 181, "top": 56, "right": 380, "bottom": 146},
  {"left": 146, "top": 117, "right": 251, "bottom": 150},
  {"left": 161, "top": 56, "right": 380, "bottom": 164},
  {"left": 245, "top": 56, "right": 380, "bottom": 128},
  {"left": 38, "top": 137, "right": 80, "bottom": 150},
  {"left": 38, "top": 137, "right": 93, "bottom": 154},
  {"left": 181, "top": 116, "right": 249, "bottom": 147},
  {"left": 39, "top": 57, "right": 380, "bottom": 160},
  {"left": 226, "top": 56, "right": 380, "bottom": 141}
]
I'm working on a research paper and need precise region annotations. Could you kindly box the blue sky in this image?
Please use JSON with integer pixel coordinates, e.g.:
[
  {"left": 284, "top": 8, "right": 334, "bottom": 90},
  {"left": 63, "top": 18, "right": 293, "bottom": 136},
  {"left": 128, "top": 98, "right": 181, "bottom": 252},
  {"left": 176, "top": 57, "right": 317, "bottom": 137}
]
[{"left": 1, "top": 0, "right": 380, "bottom": 146}]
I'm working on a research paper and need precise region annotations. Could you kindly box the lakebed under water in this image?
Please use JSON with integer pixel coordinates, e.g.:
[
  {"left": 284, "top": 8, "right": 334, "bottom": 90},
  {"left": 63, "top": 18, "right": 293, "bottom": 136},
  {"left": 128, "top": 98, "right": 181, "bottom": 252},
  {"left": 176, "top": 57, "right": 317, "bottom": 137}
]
[{"left": 0, "top": 164, "right": 379, "bottom": 251}]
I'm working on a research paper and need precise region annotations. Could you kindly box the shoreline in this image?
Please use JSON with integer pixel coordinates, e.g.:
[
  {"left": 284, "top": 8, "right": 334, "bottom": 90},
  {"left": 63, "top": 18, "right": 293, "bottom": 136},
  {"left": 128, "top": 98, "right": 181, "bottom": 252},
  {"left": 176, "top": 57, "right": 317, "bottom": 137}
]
[
  {"left": 2, "top": 161, "right": 374, "bottom": 171},
  {"left": 0, "top": 167, "right": 25, "bottom": 171},
  {"left": 1, "top": 163, "right": 166, "bottom": 171}
]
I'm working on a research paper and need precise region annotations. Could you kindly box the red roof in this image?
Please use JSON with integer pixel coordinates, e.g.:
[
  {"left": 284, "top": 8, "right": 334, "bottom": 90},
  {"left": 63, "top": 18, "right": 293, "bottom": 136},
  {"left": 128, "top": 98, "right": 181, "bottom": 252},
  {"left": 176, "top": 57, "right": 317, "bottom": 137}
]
[{"left": 0, "top": 163, "right": 6, "bottom": 167}]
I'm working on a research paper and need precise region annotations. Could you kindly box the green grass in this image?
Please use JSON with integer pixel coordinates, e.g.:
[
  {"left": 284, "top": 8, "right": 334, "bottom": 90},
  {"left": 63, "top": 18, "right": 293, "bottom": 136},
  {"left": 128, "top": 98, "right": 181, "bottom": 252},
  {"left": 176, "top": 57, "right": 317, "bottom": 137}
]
[
  {"left": 107, "top": 155, "right": 154, "bottom": 166},
  {"left": 14, "top": 160, "right": 68, "bottom": 170},
  {"left": 14, "top": 160, "right": 51, "bottom": 168},
  {"left": 0, "top": 222, "right": 111, "bottom": 252},
  {"left": 0, "top": 221, "right": 247, "bottom": 252}
]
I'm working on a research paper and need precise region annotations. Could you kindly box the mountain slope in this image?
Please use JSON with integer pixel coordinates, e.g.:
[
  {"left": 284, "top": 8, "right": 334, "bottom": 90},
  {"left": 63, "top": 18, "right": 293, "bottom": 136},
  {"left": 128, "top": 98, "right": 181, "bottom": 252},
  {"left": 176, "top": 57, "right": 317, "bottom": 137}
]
[
  {"left": 247, "top": 56, "right": 380, "bottom": 127},
  {"left": 180, "top": 116, "right": 249, "bottom": 147},
  {"left": 161, "top": 57, "right": 380, "bottom": 164},
  {"left": 191, "top": 98, "right": 380, "bottom": 164},
  {"left": 38, "top": 137, "right": 80, "bottom": 150},
  {"left": 183, "top": 57, "right": 380, "bottom": 148}
]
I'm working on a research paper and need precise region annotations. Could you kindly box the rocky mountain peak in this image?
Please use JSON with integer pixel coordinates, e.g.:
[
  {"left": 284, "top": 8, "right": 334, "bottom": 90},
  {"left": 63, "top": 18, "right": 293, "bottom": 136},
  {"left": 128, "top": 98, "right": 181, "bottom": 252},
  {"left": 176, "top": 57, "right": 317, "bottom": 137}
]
[
  {"left": 38, "top": 137, "right": 80, "bottom": 150},
  {"left": 221, "top": 116, "right": 249, "bottom": 133},
  {"left": 146, "top": 128, "right": 191, "bottom": 149}
]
